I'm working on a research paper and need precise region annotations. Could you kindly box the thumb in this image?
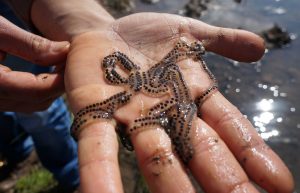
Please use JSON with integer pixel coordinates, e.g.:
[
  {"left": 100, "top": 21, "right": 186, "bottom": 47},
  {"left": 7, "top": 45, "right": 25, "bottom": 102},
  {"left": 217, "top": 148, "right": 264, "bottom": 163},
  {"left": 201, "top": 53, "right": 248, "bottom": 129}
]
[{"left": 0, "top": 16, "right": 69, "bottom": 66}]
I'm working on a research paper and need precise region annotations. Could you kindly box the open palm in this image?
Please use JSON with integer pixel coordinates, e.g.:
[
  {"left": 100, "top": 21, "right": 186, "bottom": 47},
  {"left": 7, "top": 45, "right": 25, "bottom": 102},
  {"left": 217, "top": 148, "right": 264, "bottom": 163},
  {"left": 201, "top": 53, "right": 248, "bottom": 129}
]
[{"left": 65, "top": 13, "right": 293, "bottom": 193}]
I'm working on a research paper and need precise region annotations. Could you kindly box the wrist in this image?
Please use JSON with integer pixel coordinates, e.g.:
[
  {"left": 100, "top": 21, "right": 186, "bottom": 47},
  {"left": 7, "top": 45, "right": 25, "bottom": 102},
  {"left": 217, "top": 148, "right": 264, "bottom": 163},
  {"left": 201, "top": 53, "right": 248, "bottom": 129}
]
[{"left": 31, "top": 0, "right": 115, "bottom": 41}]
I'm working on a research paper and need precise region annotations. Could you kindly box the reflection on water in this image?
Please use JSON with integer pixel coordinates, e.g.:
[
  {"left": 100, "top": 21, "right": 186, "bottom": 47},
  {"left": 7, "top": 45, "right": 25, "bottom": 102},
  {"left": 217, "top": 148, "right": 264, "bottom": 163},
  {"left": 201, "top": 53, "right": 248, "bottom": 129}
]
[
  {"left": 131, "top": 0, "right": 300, "bottom": 191},
  {"left": 202, "top": 0, "right": 300, "bottom": 190},
  {"left": 253, "top": 98, "right": 279, "bottom": 140},
  {"left": 253, "top": 83, "right": 291, "bottom": 140},
  {"left": 264, "top": 6, "right": 286, "bottom": 15},
  {"left": 256, "top": 98, "right": 274, "bottom": 111}
]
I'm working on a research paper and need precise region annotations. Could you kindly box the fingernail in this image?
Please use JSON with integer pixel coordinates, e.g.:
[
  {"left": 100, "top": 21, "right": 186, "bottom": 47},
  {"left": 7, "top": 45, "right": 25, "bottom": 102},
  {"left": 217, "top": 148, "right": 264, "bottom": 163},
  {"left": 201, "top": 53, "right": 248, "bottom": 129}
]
[{"left": 52, "top": 41, "right": 70, "bottom": 52}]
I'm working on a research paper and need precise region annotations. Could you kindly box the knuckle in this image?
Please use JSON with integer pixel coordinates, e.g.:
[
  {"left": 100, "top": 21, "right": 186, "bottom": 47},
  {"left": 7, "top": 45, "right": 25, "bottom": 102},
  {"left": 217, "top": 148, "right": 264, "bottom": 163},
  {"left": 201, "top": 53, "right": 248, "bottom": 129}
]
[
  {"left": 27, "top": 35, "right": 52, "bottom": 57},
  {"left": 140, "top": 147, "right": 176, "bottom": 177},
  {"left": 231, "top": 29, "right": 238, "bottom": 42},
  {"left": 214, "top": 104, "right": 266, "bottom": 157},
  {"left": 132, "top": 129, "right": 176, "bottom": 172},
  {"left": 239, "top": 141, "right": 268, "bottom": 163},
  {"left": 77, "top": 124, "right": 119, "bottom": 168},
  {"left": 215, "top": 105, "right": 244, "bottom": 128},
  {"left": 229, "top": 181, "right": 251, "bottom": 193},
  {"left": 216, "top": 27, "right": 226, "bottom": 41},
  {"left": 141, "top": 146, "right": 174, "bottom": 169},
  {"left": 79, "top": 155, "right": 116, "bottom": 171},
  {"left": 193, "top": 136, "right": 222, "bottom": 157}
]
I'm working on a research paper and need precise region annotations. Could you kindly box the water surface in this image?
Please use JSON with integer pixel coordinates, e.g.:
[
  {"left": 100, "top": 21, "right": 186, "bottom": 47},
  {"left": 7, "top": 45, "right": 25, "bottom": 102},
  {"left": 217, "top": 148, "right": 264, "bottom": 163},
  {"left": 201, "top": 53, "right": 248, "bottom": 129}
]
[{"left": 135, "top": 0, "right": 300, "bottom": 191}]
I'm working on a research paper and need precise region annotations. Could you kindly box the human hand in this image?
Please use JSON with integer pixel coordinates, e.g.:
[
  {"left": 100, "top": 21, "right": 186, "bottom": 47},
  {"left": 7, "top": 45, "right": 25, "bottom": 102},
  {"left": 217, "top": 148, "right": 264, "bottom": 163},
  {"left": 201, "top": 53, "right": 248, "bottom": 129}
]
[
  {"left": 65, "top": 13, "right": 294, "bottom": 193},
  {"left": 0, "top": 16, "right": 69, "bottom": 112}
]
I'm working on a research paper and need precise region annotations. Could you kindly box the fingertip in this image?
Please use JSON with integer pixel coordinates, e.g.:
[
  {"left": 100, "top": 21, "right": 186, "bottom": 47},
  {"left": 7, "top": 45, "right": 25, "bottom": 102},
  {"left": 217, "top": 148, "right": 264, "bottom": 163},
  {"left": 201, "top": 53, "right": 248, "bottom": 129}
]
[
  {"left": 51, "top": 41, "right": 70, "bottom": 53},
  {"left": 240, "top": 143, "right": 294, "bottom": 193},
  {"left": 239, "top": 30, "right": 265, "bottom": 62},
  {"left": 199, "top": 92, "right": 294, "bottom": 193},
  {"left": 262, "top": 155, "right": 295, "bottom": 193},
  {"left": 273, "top": 170, "right": 294, "bottom": 193},
  {"left": 188, "top": 18, "right": 266, "bottom": 62},
  {"left": 203, "top": 28, "right": 266, "bottom": 63},
  {"left": 262, "top": 165, "right": 294, "bottom": 193}
]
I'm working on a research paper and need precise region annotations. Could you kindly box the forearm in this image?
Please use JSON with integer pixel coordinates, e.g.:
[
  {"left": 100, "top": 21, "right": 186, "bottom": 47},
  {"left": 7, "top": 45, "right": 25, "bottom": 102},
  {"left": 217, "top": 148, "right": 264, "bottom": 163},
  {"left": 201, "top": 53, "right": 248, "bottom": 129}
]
[{"left": 28, "top": 0, "right": 114, "bottom": 41}]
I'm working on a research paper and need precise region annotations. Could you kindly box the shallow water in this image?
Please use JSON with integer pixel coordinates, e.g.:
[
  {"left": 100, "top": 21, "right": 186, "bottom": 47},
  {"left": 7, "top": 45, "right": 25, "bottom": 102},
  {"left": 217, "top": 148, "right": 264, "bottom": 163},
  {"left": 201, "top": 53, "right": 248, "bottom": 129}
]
[
  {"left": 206, "top": 1, "right": 300, "bottom": 191},
  {"left": 135, "top": 0, "right": 300, "bottom": 191}
]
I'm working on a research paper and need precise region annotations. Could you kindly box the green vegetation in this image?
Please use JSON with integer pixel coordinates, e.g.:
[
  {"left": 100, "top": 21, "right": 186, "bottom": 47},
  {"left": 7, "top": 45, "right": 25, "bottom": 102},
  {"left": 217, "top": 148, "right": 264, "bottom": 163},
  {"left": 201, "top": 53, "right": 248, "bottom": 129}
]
[
  {"left": 14, "top": 166, "right": 57, "bottom": 193},
  {"left": 135, "top": 175, "right": 150, "bottom": 193}
]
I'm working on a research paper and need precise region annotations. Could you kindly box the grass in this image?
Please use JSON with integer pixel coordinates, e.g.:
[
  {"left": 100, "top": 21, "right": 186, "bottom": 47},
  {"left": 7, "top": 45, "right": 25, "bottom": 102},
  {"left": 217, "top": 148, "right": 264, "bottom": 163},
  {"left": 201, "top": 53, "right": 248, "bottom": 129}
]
[
  {"left": 14, "top": 165, "right": 57, "bottom": 193},
  {"left": 135, "top": 175, "right": 150, "bottom": 193},
  {"left": 12, "top": 161, "right": 149, "bottom": 193}
]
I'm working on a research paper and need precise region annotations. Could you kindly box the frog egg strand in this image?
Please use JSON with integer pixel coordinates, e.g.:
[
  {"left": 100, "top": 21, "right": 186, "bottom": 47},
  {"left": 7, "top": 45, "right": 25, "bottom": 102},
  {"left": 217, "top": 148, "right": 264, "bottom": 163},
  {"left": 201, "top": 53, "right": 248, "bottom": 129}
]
[{"left": 72, "top": 40, "right": 217, "bottom": 165}]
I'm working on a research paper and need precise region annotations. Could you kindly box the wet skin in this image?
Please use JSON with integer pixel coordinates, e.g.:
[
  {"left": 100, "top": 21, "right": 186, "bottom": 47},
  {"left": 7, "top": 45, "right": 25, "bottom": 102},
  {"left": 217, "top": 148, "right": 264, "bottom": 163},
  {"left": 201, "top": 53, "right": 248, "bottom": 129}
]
[
  {"left": 71, "top": 40, "right": 217, "bottom": 164},
  {"left": 65, "top": 13, "right": 294, "bottom": 193}
]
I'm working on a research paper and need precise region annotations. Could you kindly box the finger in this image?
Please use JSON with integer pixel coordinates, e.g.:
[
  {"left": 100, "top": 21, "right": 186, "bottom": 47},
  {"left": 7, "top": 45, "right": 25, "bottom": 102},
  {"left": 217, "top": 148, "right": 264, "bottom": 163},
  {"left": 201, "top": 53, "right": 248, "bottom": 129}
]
[
  {"left": 130, "top": 126, "right": 196, "bottom": 193},
  {"left": 199, "top": 91, "right": 294, "bottom": 193},
  {"left": 0, "top": 64, "right": 64, "bottom": 100},
  {"left": 189, "top": 117, "right": 259, "bottom": 193},
  {"left": 64, "top": 34, "right": 126, "bottom": 191},
  {"left": 188, "top": 18, "right": 265, "bottom": 62},
  {"left": 0, "top": 16, "right": 69, "bottom": 65},
  {"left": 110, "top": 92, "right": 195, "bottom": 193},
  {"left": 0, "top": 97, "right": 55, "bottom": 112},
  {"left": 0, "top": 50, "right": 6, "bottom": 61},
  {"left": 77, "top": 121, "right": 123, "bottom": 193}
]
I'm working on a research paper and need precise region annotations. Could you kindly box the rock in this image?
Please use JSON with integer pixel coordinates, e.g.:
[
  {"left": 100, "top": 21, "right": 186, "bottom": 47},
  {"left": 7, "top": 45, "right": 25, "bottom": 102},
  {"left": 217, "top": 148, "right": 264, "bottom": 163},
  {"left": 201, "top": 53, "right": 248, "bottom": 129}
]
[
  {"left": 141, "top": 0, "right": 160, "bottom": 4},
  {"left": 181, "top": 0, "right": 211, "bottom": 18},
  {"left": 100, "top": 0, "right": 135, "bottom": 17},
  {"left": 233, "top": 0, "right": 242, "bottom": 3},
  {"left": 260, "top": 24, "right": 292, "bottom": 49}
]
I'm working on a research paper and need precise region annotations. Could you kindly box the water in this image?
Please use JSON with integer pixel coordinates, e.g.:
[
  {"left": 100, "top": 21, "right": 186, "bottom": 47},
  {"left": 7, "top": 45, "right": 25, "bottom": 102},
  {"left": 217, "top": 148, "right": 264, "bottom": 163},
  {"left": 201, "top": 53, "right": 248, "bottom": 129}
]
[
  {"left": 134, "top": 0, "right": 300, "bottom": 191},
  {"left": 204, "top": 1, "right": 300, "bottom": 191}
]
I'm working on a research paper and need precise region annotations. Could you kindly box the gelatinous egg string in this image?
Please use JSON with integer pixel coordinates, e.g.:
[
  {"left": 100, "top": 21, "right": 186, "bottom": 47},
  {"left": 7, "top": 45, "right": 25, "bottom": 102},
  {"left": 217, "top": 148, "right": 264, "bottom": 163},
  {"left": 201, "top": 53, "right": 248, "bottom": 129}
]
[{"left": 71, "top": 40, "right": 218, "bottom": 164}]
